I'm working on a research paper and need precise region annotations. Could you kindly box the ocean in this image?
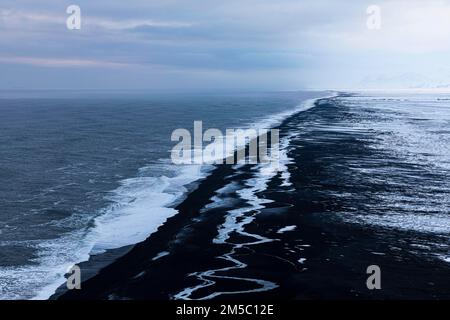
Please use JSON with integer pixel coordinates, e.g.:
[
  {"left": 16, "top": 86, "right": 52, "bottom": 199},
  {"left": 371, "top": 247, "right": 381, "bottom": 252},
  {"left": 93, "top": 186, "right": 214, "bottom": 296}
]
[{"left": 0, "top": 90, "right": 324, "bottom": 299}]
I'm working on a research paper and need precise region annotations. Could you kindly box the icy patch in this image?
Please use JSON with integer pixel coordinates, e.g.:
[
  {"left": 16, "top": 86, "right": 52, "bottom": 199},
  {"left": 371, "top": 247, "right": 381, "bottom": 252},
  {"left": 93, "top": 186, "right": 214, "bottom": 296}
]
[
  {"left": 277, "top": 226, "right": 297, "bottom": 234},
  {"left": 152, "top": 251, "right": 170, "bottom": 261}
]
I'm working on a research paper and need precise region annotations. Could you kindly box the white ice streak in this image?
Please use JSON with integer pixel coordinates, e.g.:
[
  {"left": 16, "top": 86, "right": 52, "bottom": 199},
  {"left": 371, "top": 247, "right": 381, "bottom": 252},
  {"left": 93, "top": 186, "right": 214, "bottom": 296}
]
[{"left": 277, "top": 225, "right": 297, "bottom": 234}]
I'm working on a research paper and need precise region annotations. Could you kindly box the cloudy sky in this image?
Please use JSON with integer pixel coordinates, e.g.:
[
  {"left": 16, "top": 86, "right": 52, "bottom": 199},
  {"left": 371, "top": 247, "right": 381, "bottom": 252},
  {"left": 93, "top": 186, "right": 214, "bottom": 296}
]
[{"left": 2, "top": 0, "right": 450, "bottom": 90}]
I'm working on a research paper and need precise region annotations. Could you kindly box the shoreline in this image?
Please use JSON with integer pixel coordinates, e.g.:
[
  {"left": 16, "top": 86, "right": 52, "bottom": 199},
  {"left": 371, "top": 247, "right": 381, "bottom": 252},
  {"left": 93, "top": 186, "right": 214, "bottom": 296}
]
[
  {"left": 55, "top": 94, "right": 450, "bottom": 300},
  {"left": 49, "top": 94, "right": 334, "bottom": 300}
]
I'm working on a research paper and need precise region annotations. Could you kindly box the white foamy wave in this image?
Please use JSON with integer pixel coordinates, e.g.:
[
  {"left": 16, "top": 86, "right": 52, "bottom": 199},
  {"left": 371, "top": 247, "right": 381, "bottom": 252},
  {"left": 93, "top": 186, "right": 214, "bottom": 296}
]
[
  {"left": 250, "top": 93, "right": 337, "bottom": 131},
  {"left": 191, "top": 92, "right": 337, "bottom": 166},
  {"left": 0, "top": 229, "right": 93, "bottom": 300},
  {"left": 92, "top": 164, "right": 210, "bottom": 253},
  {"left": 17, "top": 164, "right": 212, "bottom": 300}
]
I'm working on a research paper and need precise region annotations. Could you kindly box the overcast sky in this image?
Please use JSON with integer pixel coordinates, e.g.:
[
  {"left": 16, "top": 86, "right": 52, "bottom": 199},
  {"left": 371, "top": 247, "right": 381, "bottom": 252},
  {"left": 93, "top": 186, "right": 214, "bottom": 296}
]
[{"left": 2, "top": 0, "right": 450, "bottom": 90}]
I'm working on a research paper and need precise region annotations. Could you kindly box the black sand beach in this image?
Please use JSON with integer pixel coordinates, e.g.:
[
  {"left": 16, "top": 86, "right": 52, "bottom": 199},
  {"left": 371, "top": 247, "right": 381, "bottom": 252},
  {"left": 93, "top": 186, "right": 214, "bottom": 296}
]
[{"left": 55, "top": 96, "right": 450, "bottom": 300}]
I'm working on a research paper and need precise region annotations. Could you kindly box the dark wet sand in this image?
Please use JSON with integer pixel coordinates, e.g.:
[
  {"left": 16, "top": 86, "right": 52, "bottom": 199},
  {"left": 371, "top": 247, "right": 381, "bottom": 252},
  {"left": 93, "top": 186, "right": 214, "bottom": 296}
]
[{"left": 56, "top": 97, "right": 450, "bottom": 300}]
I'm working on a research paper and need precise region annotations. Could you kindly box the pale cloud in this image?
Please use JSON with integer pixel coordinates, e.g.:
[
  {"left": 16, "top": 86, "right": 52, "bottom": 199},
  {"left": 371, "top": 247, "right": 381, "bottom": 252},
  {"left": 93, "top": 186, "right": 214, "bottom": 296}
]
[
  {"left": 87, "top": 17, "right": 192, "bottom": 30},
  {"left": 0, "top": 8, "right": 64, "bottom": 29},
  {"left": 0, "top": 8, "right": 192, "bottom": 31},
  {"left": 0, "top": 56, "right": 132, "bottom": 68}
]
